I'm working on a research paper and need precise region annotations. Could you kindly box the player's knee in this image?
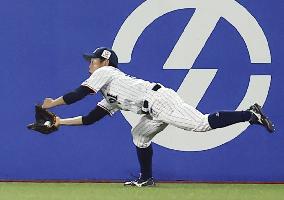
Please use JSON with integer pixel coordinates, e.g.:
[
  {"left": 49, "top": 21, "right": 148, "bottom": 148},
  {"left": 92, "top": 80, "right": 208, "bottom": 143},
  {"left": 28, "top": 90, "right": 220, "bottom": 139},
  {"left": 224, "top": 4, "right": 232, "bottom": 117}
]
[{"left": 192, "top": 115, "right": 212, "bottom": 132}]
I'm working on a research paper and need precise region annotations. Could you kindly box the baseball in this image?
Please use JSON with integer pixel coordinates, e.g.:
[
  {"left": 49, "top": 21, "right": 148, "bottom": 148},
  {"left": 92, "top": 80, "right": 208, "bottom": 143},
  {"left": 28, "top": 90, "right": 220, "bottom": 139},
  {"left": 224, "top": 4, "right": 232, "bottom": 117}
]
[{"left": 44, "top": 121, "right": 51, "bottom": 127}]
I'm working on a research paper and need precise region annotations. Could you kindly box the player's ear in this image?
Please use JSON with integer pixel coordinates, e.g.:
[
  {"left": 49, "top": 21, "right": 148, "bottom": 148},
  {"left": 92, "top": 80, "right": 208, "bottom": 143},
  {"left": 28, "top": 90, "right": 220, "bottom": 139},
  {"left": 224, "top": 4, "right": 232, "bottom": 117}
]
[{"left": 105, "top": 59, "right": 110, "bottom": 66}]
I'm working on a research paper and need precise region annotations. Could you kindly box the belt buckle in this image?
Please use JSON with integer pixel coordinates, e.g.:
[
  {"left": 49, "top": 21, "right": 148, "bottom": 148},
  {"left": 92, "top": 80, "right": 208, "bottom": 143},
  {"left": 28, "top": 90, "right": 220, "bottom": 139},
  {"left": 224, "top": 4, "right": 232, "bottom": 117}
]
[{"left": 141, "top": 100, "right": 150, "bottom": 114}]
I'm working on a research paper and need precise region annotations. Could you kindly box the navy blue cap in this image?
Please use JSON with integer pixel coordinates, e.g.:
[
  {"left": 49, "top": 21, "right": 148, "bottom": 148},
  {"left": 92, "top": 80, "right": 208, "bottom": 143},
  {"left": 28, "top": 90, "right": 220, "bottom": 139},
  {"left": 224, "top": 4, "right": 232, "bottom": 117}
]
[{"left": 83, "top": 47, "right": 118, "bottom": 67}]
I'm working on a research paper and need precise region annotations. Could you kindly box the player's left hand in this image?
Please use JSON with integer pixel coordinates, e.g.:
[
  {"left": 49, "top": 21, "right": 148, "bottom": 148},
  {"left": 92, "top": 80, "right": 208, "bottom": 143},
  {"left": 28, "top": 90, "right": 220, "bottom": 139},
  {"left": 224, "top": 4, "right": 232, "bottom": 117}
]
[
  {"left": 27, "top": 105, "right": 59, "bottom": 134},
  {"left": 55, "top": 116, "right": 61, "bottom": 127}
]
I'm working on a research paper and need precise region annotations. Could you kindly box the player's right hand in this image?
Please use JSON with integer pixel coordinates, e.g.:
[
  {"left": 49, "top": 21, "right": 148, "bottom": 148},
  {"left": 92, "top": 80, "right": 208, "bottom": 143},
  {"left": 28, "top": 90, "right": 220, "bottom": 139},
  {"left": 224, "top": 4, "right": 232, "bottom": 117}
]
[{"left": 42, "top": 98, "right": 55, "bottom": 109}]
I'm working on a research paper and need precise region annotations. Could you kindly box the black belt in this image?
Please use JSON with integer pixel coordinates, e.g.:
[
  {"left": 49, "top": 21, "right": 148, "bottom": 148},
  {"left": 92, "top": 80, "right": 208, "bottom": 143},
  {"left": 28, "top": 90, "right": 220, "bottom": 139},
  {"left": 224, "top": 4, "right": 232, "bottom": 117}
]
[
  {"left": 141, "top": 84, "right": 162, "bottom": 114},
  {"left": 152, "top": 84, "right": 161, "bottom": 91}
]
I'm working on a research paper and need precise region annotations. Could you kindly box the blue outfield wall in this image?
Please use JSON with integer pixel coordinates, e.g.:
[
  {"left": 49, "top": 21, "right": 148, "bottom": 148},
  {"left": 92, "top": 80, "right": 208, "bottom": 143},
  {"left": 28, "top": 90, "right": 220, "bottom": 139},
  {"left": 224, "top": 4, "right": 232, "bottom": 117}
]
[{"left": 0, "top": 0, "right": 283, "bottom": 181}]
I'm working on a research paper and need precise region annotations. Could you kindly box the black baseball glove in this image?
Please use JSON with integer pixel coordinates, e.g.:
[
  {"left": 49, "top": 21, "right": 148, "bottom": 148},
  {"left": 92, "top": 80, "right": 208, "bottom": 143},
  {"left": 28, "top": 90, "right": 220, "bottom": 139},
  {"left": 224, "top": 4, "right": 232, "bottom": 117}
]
[{"left": 27, "top": 104, "right": 58, "bottom": 134}]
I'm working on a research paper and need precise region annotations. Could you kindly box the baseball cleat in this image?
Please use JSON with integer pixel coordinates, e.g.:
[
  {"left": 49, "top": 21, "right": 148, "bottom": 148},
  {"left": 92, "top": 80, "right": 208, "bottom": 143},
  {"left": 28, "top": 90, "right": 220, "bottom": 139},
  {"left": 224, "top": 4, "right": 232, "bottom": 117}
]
[
  {"left": 248, "top": 103, "right": 275, "bottom": 133},
  {"left": 124, "top": 177, "right": 156, "bottom": 187}
]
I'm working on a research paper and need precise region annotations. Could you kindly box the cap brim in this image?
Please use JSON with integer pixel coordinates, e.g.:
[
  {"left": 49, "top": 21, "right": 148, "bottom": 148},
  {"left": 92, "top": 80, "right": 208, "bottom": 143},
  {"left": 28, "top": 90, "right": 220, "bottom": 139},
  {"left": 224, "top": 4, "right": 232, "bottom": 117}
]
[{"left": 83, "top": 54, "right": 94, "bottom": 61}]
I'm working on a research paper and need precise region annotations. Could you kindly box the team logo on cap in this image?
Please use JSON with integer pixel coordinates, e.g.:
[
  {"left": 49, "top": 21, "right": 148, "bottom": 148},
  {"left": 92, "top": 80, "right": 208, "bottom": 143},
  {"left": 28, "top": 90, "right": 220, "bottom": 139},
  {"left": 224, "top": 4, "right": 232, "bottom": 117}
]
[{"left": 101, "top": 50, "right": 111, "bottom": 59}]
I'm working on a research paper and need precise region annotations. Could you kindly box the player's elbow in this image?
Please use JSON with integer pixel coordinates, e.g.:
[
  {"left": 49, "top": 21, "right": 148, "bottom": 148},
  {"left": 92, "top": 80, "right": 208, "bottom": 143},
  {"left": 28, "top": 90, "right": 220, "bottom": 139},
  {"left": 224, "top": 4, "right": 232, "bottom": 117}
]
[
  {"left": 63, "top": 86, "right": 95, "bottom": 105},
  {"left": 82, "top": 116, "right": 96, "bottom": 125},
  {"left": 82, "top": 106, "right": 110, "bottom": 125}
]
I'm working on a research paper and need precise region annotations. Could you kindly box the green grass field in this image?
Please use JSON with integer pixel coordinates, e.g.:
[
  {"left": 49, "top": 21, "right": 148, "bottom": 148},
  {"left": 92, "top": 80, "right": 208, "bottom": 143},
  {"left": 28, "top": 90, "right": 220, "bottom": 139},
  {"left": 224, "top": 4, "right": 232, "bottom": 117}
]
[{"left": 0, "top": 182, "right": 283, "bottom": 200}]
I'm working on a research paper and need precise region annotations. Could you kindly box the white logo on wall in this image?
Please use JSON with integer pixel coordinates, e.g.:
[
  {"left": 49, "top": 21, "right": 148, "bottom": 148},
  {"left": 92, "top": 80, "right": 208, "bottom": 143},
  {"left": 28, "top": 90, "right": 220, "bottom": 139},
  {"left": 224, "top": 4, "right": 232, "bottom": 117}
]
[{"left": 112, "top": 0, "right": 271, "bottom": 151}]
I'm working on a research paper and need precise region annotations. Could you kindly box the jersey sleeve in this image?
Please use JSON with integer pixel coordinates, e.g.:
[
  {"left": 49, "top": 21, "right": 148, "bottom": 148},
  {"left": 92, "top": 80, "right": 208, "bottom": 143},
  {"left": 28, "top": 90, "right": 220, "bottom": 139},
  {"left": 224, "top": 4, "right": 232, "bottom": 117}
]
[
  {"left": 97, "top": 98, "right": 119, "bottom": 116},
  {"left": 81, "top": 67, "right": 112, "bottom": 93}
]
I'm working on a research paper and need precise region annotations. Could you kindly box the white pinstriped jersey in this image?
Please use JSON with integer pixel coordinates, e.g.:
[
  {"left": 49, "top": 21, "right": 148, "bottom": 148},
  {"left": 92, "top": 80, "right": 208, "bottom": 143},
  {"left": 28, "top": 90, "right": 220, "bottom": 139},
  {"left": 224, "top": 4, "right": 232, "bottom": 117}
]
[
  {"left": 81, "top": 66, "right": 156, "bottom": 115},
  {"left": 81, "top": 66, "right": 211, "bottom": 147}
]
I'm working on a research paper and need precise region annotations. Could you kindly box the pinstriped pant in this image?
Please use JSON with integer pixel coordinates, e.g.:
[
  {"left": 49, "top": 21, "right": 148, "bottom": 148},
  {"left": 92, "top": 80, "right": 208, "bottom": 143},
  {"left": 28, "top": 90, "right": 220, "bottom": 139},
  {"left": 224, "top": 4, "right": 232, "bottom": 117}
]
[{"left": 132, "top": 87, "right": 212, "bottom": 148}]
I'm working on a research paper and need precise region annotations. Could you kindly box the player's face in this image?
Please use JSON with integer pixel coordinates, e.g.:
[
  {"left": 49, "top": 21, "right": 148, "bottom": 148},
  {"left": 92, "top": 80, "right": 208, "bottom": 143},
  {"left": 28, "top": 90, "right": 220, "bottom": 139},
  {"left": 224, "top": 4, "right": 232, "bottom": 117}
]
[{"left": 89, "top": 58, "right": 106, "bottom": 74}]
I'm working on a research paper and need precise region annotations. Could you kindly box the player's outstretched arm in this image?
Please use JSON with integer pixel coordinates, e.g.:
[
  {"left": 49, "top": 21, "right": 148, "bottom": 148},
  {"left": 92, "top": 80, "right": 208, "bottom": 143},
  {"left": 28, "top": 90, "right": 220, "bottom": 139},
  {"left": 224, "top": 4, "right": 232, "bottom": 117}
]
[
  {"left": 57, "top": 106, "right": 110, "bottom": 127},
  {"left": 42, "top": 86, "right": 95, "bottom": 109},
  {"left": 57, "top": 116, "right": 83, "bottom": 126}
]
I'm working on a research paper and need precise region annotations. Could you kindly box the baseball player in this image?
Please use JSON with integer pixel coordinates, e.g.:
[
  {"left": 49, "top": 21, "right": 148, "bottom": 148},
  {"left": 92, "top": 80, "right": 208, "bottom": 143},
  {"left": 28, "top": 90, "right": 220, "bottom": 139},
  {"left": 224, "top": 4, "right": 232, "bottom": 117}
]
[{"left": 42, "top": 47, "right": 275, "bottom": 187}]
